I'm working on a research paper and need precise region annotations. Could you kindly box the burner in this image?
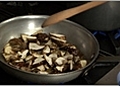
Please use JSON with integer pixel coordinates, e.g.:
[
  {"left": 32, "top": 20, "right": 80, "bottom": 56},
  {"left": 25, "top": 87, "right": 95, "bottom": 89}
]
[
  {"left": 93, "top": 31, "right": 107, "bottom": 36},
  {"left": 91, "top": 31, "right": 116, "bottom": 55},
  {"left": 108, "top": 29, "right": 120, "bottom": 55},
  {"left": 114, "top": 29, "right": 120, "bottom": 39},
  {"left": 91, "top": 29, "right": 120, "bottom": 56}
]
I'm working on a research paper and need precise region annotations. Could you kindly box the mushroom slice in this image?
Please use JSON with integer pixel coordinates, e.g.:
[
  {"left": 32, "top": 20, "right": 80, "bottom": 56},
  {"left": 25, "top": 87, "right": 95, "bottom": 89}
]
[
  {"left": 28, "top": 60, "right": 33, "bottom": 69},
  {"left": 44, "top": 64, "right": 50, "bottom": 70},
  {"left": 4, "top": 43, "right": 14, "bottom": 54},
  {"left": 21, "top": 49, "right": 29, "bottom": 59},
  {"left": 45, "top": 40, "right": 52, "bottom": 46},
  {"left": 43, "top": 45, "right": 50, "bottom": 54},
  {"left": 68, "top": 60, "right": 73, "bottom": 70},
  {"left": 29, "top": 43, "right": 44, "bottom": 50},
  {"left": 60, "top": 50, "right": 66, "bottom": 56},
  {"left": 32, "top": 52, "right": 43, "bottom": 58},
  {"left": 49, "top": 53, "right": 58, "bottom": 60},
  {"left": 25, "top": 55, "right": 34, "bottom": 61},
  {"left": 56, "top": 65, "right": 64, "bottom": 72},
  {"left": 15, "top": 59, "right": 24, "bottom": 63},
  {"left": 3, "top": 53, "right": 12, "bottom": 61},
  {"left": 50, "top": 36, "right": 66, "bottom": 43},
  {"left": 36, "top": 40, "right": 40, "bottom": 45},
  {"left": 55, "top": 57, "right": 67, "bottom": 65},
  {"left": 44, "top": 54, "right": 52, "bottom": 66},
  {"left": 37, "top": 33, "right": 49, "bottom": 43},
  {"left": 37, "top": 65, "right": 45, "bottom": 71},
  {"left": 18, "top": 51, "right": 22, "bottom": 56},
  {"left": 39, "top": 71, "right": 48, "bottom": 74},
  {"left": 69, "top": 45, "right": 77, "bottom": 49},
  {"left": 32, "top": 57, "right": 45, "bottom": 65},
  {"left": 74, "top": 56, "right": 80, "bottom": 63},
  {"left": 49, "top": 33, "right": 66, "bottom": 40},
  {"left": 63, "top": 54, "right": 73, "bottom": 60},
  {"left": 20, "top": 66, "right": 29, "bottom": 71},
  {"left": 80, "top": 60, "right": 87, "bottom": 68},
  {"left": 21, "top": 34, "right": 37, "bottom": 43}
]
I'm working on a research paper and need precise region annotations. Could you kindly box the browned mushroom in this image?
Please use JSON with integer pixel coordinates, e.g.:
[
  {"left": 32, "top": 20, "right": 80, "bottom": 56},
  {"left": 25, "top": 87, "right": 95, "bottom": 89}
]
[
  {"left": 37, "top": 33, "right": 49, "bottom": 43},
  {"left": 21, "top": 34, "right": 37, "bottom": 43},
  {"left": 29, "top": 43, "right": 44, "bottom": 50}
]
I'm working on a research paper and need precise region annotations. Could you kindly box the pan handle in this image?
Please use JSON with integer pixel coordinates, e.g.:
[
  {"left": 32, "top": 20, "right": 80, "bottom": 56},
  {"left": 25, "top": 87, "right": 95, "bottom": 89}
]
[{"left": 79, "top": 60, "right": 96, "bottom": 84}]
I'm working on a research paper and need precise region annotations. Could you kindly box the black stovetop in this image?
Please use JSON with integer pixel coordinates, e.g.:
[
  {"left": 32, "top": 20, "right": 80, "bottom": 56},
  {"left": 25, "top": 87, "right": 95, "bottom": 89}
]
[{"left": 0, "top": 1, "right": 120, "bottom": 85}]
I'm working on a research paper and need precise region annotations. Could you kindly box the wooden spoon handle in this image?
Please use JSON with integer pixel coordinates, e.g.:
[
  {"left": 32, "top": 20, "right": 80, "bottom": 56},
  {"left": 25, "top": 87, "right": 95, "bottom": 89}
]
[{"left": 42, "top": 1, "right": 107, "bottom": 28}]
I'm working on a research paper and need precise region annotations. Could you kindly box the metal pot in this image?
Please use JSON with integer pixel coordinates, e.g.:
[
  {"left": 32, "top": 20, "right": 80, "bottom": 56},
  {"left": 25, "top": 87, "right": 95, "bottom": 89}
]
[
  {"left": 68, "top": 1, "right": 120, "bottom": 31},
  {"left": 0, "top": 15, "right": 99, "bottom": 84}
]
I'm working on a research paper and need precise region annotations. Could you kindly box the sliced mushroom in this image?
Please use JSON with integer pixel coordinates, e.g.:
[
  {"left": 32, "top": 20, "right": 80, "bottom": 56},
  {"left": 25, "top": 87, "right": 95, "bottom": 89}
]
[
  {"left": 9, "top": 38, "right": 27, "bottom": 51},
  {"left": 50, "top": 36, "right": 67, "bottom": 43},
  {"left": 20, "top": 66, "right": 31, "bottom": 72},
  {"left": 14, "top": 59, "right": 24, "bottom": 63},
  {"left": 21, "top": 34, "right": 37, "bottom": 43},
  {"left": 21, "top": 49, "right": 29, "bottom": 59},
  {"left": 55, "top": 57, "right": 67, "bottom": 65},
  {"left": 80, "top": 60, "right": 87, "bottom": 68},
  {"left": 44, "top": 54, "right": 52, "bottom": 66},
  {"left": 69, "top": 45, "right": 77, "bottom": 49},
  {"left": 3, "top": 52, "right": 20, "bottom": 61},
  {"left": 10, "top": 54, "right": 20, "bottom": 60},
  {"left": 4, "top": 43, "right": 14, "bottom": 54},
  {"left": 32, "top": 57, "right": 45, "bottom": 65},
  {"left": 74, "top": 56, "right": 80, "bottom": 63},
  {"left": 37, "top": 33, "right": 49, "bottom": 43},
  {"left": 68, "top": 45, "right": 79, "bottom": 56},
  {"left": 56, "top": 65, "right": 64, "bottom": 72},
  {"left": 32, "top": 52, "right": 43, "bottom": 58},
  {"left": 60, "top": 50, "right": 66, "bottom": 56},
  {"left": 3, "top": 53, "right": 12, "bottom": 61},
  {"left": 20, "top": 67, "right": 27, "bottom": 71},
  {"left": 49, "top": 53, "right": 58, "bottom": 60},
  {"left": 28, "top": 60, "right": 33, "bottom": 68},
  {"left": 25, "top": 55, "right": 34, "bottom": 62},
  {"left": 45, "top": 40, "right": 53, "bottom": 46},
  {"left": 44, "top": 64, "right": 50, "bottom": 70},
  {"left": 39, "top": 71, "right": 48, "bottom": 74},
  {"left": 68, "top": 60, "right": 73, "bottom": 70},
  {"left": 43, "top": 45, "right": 50, "bottom": 54},
  {"left": 29, "top": 43, "right": 44, "bottom": 50},
  {"left": 18, "top": 51, "right": 22, "bottom": 56},
  {"left": 36, "top": 40, "right": 40, "bottom": 45},
  {"left": 49, "top": 33, "right": 66, "bottom": 40},
  {"left": 63, "top": 53, "right": 73, "bottom": 60},
  {"left": 37, "top": 65, "right": 45, "bottom": 71},
  {"left": 50, "top": 43, "right": 58, "bottom": 52}
]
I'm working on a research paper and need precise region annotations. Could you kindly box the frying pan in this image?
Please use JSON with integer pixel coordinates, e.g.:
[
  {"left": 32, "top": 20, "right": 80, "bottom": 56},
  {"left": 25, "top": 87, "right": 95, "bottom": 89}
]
[{"left": 0, "top": 15, "right": 99, "bottom": 84}]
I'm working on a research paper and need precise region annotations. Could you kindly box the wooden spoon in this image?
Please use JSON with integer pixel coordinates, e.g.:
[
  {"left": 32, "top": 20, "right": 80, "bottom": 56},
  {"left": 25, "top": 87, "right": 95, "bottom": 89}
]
[{"left": 42, "top": 1, "right": 107, "bottom": 28}]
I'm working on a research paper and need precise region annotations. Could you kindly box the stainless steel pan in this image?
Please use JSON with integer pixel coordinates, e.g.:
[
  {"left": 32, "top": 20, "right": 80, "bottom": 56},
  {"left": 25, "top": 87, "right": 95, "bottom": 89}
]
[{"left": 0, "top": 15, "right": 99, "bottom": 84}]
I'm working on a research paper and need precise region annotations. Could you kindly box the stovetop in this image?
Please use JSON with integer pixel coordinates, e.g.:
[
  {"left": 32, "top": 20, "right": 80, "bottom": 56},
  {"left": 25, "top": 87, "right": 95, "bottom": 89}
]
[{"left": 0, "top": 1, "right": 120, "bottom": 85}]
